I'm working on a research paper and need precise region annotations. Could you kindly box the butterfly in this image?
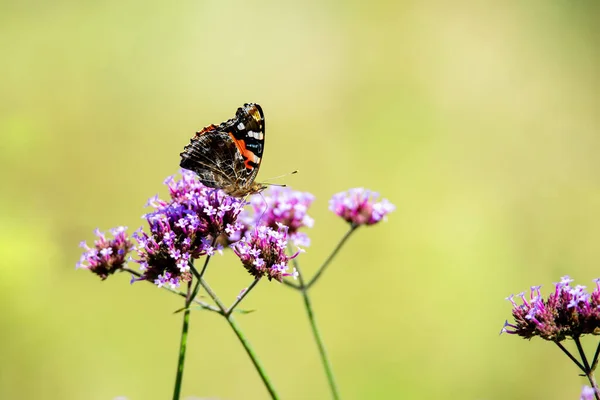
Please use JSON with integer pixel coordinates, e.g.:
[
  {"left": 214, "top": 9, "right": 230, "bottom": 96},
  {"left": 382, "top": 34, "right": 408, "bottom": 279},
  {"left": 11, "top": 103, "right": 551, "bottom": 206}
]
[{"left": 180, "top": 103, "right": 266, "bottom": 197}]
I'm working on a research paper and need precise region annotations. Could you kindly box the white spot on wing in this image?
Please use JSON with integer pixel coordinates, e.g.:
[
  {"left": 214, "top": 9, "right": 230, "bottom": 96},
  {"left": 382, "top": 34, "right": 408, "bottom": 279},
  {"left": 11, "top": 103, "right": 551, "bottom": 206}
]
[{"left": 237, "top": 122, "right": 245, "bottom": 130}]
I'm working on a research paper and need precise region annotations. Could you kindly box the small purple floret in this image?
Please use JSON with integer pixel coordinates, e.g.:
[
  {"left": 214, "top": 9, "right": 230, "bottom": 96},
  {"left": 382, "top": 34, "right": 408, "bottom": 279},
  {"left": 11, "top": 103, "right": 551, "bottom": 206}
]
[
  {"left": 329, "top": 188, "right": 395, "bottom": 227},
  {"left": 232, "top": 225, "right": 300, "bottom": 283},
  {"left": 581, "top": 386, "right": 597, "bottom": 400},
  {"left": 77, "top": 227, "right": 133, "bottom": 280}
]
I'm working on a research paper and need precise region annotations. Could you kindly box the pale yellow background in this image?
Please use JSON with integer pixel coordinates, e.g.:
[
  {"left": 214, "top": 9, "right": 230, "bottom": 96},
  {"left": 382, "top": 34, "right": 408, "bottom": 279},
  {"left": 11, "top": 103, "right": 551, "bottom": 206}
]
[{"left": 1, "top": 1, "right": 599, "bottom": 399}]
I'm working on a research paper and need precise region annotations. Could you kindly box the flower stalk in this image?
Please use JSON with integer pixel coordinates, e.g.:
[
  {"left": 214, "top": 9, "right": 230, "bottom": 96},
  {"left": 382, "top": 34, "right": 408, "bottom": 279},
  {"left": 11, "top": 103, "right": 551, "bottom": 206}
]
[
  {"left": 200, "top": 277, "right": 280, "bottom": 399},
  {"left": 282, "top": 226, "right": 358, "bottom": 400},
  {"left": 305, "top": 225, "right": 357, "bottom": 290},
  {"left": 574, "top": 337, "right": 600, "bottom": 400},
  {"left": 173, "top": 282, "right": 193, "bottom": 400},
  {"left": 296, "top": 263, "right": 340, "bottom": 400},
  {"left": 279, "top": 187, "right": 393, "bottom": 400}
]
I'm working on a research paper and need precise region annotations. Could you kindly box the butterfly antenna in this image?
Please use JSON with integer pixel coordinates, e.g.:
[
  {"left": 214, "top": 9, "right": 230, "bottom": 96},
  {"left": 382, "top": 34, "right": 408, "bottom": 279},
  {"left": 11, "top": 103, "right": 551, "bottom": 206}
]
[
  {"left": 255, "top": 191, "right": 269, "bottom": 227},
  {"left": 261, "top": 170, "right": 298, "bottom": 184},
  {"left": 242, "top": 192, "right": 270, "bottom": 228},
  {"left": 263, "top": 182, "right": 287, "bottom": 188}
]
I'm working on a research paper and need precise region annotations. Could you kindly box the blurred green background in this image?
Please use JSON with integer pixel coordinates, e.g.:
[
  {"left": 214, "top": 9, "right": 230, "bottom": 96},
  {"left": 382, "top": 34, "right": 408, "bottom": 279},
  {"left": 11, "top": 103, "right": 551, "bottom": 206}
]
[{"left": 1, "top": 1, "right": 599, "bottom": 399}]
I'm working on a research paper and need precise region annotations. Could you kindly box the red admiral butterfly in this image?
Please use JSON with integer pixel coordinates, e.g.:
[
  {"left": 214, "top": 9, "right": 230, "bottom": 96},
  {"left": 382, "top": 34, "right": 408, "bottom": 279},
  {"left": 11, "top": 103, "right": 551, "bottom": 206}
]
[{"left": 180, "top": 103, "right": 266, "bottom": 197}]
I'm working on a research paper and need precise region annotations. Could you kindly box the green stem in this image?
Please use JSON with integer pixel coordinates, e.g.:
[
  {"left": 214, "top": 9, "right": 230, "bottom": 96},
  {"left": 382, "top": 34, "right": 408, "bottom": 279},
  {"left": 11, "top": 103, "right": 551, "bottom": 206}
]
[
  {"left": 296, "top": 265, "right": 340, "bottom": 400},
  {"left": 121, "top": 267, "right": 222, "bottom": 314},
  {"left": 173, "top": 282, "right": 192, "bottom": 400},
  {"left": 200, "top": 278, "right": 280, "bottom": 399},
  {"left": 574, "top": 337, "right": 600, "bottom": 400},
  {"left": 554, "top": 341, "right": 586, "bottom": 372},
  {"left": 575, "top": 336, "right": 593, "bottom": 372},
  {"left": 226, "top": 315, "right": 279, "bottom": 399},
  {"left": 305, "top": 225, "right": 357, "bottom": 290},
  {"left": 226, "top": 278, "right": 260, "bottom": 317},
  {"left": 188, "top": 252, "right": 214, "bottom": 308},
  {"left": 591, "top": 340, "right": 600, "bottom": 372},
  {"left": 284, "top": 228, "right": 356, "bottom": 399}
]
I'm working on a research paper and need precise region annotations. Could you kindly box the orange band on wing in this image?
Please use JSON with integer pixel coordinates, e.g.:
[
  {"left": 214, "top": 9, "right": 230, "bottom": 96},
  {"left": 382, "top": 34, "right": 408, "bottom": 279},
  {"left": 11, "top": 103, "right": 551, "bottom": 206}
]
[
  {"left": 195, "top": 124, "right": 219, "bottom": 137},
  {"left": 228, "top": 133, "right": 256, "bottom": 170}
]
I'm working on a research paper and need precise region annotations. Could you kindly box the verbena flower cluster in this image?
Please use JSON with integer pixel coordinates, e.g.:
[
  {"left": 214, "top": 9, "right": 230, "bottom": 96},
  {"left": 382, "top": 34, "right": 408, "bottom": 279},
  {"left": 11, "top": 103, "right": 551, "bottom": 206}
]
[
  {"left": 247, "top": 187, "right": 315, "bottom": 247},
  {"left": 76, "top": 227, "right": 132, "bottom": 279},
  {"left": 329, "top": 188, "right": 395, "bottom": 227},
  {"left": 77, "top": 171, "right": 395, "bottom": 289},
  {"left": 502, "top": 276, "right": 600, "bottom": 341},
  {"left": 133, "top": 170, "right": 246, "bottom": 287},
  {"left": 233, "top": 224, "right": 300, "bottom": 282}
]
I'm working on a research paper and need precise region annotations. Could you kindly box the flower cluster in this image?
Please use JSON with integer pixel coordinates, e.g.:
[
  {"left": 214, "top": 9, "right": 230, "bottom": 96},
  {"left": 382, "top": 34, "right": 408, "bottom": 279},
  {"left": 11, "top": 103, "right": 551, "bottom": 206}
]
[
  {"left": 502, "top": 276, "right": 600, "bottom": 341},
  {"left": 246, "top": 186, "right": 315, "bottom": 247},
  {"left": 77, "top": 227, "right": 132, "bottom": 279},
  {"left": 133, "top": 170, "right": 246, "bottom": 288},
  {"left": 233, "top": 225, "right": 299, "bottom": 282},
  {"left": 329, "top": 188, "right": 395, "bottom": 227},
  {"left": 78, "top": 170, "right": 396, "bottom": 291}
]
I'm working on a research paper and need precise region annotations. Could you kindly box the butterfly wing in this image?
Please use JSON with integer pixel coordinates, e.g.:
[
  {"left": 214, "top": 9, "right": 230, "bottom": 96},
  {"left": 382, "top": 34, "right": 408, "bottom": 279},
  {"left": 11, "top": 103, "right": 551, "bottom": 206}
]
[
  {"left": 227, "top": 103, "right": 265, "bottom": 190},
  {"left": 180, "top": 103, "right": 265, "bottom": 195},
  {"left": 180, "top": 129, "right": 242, "bottom": 189}
]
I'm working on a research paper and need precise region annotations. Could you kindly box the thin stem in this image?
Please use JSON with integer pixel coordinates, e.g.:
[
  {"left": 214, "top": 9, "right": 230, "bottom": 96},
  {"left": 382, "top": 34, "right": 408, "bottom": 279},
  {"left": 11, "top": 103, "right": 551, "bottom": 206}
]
[
  {"left": 199, "top": 278, "right": 228, "bottom": 310},
  {"left": 305, "top": 225, "right": 357, "bottom": 290},
  {"left": 121, "top": 267, "right": 221, "bottom": 314},
  {"left": 574, "top": 337, "right": 600, "bottom": 399},
  {"left": 282, "top": 279, "right": 300, "bottom": 289},
  {"left": 200, "top": 278, "right": 280, "bottom": 399},
  {"left": 187, "top": 279, "right": 202, "bottom": 308},
  {"left": 226, "top": 279, "right": 260, "bottom": 317},
  {"left": 554, "top": 341, "right": 586, "bottom": 372},
  {"left": 188, "top": 252, "right": 214, "bottom": 307},
  {"left": 575, "top": 336, "right": 592, "bottom": 372},
  {"left": 226, "top": 316, "right": 279, "bottom": 399},
  {"left": 591, "top": 340, "right": 600, "bottom": 372},
  {"left": 301, "top": 288, "right": 340, "bottom": 399},
  {"left": 295, "top": 264, "right": 340, "bottom": 400},
  {"left": 172, "top": 283, "right": 192, "bottom": 400}
]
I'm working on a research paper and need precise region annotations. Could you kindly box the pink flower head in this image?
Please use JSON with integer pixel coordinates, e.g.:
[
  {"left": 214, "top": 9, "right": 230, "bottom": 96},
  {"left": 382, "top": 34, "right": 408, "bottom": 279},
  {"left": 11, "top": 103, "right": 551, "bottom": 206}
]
[
  {"left": 77, "top": 227, "right": 133, "bottom": 280},
  {"left": 233, "top": 225, "right": 300, "bottom": 282},
  {"left": 248, "top": 186, "right": 315, "bottom": 247},
  {"left": 329, "top": 188, "right": 395, "bottom": 227},
  {"left": 502, "top": 276, "right": 600, "bottom": 341}
]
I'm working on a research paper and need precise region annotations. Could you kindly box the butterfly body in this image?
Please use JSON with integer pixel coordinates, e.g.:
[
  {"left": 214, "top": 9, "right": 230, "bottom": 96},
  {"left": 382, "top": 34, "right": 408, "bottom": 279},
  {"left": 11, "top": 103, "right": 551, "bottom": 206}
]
[{"left": 180, "top": 103, "right": 266, "bottom": 197}]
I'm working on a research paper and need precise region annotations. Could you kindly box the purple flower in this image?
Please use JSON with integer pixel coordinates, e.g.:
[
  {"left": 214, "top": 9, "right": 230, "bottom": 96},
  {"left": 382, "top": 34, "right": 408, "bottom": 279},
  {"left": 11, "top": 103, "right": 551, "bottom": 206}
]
[
  {"left": 77, "top": 227, "right": 133, "bottom": 279},
  {"left": 581, "top": 386, "right": 597, "bottom": 400},
  {"left": 247, "top": 186, "right": 315, "bottom": 246},
  {"left": 329, "top": 188, "right": 395, "bottom": 227},
  {"left": 216, "top": 208, "right": 254, "bottom": 248},
  {"left": 133, "top": 170, "right": 245, "bottom": 287},
  {"left": 502, "top": 276, "right": 600, "bottom": 341},
  {"left": 232, "top": 225, "right": 300, "bottom": 282}
]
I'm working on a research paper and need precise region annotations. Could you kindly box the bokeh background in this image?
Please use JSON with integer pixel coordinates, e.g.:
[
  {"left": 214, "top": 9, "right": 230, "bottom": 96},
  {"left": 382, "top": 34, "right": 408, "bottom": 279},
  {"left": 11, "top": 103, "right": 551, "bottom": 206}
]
[{"left": 2, "top": 1, "right": 599, "bottom": 399}]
